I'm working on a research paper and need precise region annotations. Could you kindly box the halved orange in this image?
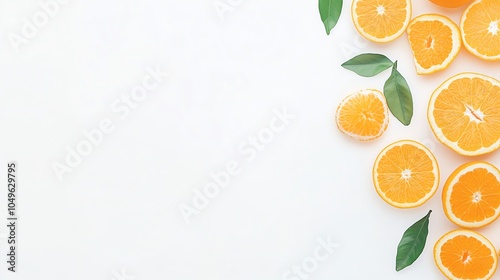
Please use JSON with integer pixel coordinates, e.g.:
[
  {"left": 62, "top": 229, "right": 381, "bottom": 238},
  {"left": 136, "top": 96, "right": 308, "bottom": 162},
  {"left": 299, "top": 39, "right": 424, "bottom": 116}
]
[
  {"left": 460, "top": 0, "right": 500, "bottom": 61},
  {"left": 443, "top": 161, "right": 500, "bottom": 228},
  {"left": 434, "top": 229, "right": 498, "bottom": 279},
  {"left": 352, "top": 0, "right": 412, "bottom": 43},
  {"left": 407, "top": 14, "right": 461, "bottom": 75},
  {"left": 428, "top": 72, "right": 500, "bottom": 156},
  {"left": 335, "top": 89, "right": 389, "bottom": 141},
  {"left": 373, "top": 140, "right": 439, "bottom": 208}
]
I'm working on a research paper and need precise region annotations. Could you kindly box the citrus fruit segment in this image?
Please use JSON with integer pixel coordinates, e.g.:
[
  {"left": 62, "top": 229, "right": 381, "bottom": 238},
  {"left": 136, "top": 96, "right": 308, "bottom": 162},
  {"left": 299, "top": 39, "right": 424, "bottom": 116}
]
[
  {"left": 352, "top": 0, "right": 412, "bottom": 43},
  {"left": 428, "top": 72, "right": 500, "bottom": 156},
  {"left": 335, "top": 89, "right": 389, "bottom": 141},
  {"left": 429, "top": 0, "right": 471, "bottom": 8},
  {"left": 460, "top": 0, "right": 500, "bottom": 61},
  {"left": 407, "top": 14, "right": 461, "bottom": 75},
  {"left": 373, "top": 140, "right": 439, "bottom": 208},
  {"left": 434, "top": 229, "right": 498, "bottom": 280},
  {"left": 443, "top": 161, "right": 500, "bottom": 228}
]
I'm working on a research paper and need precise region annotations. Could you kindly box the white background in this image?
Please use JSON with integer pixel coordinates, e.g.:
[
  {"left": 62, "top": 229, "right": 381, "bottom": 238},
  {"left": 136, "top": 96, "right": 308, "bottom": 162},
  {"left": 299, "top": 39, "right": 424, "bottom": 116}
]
[{"left": 0, "top": 0, "right": 499, "bottom": 279}]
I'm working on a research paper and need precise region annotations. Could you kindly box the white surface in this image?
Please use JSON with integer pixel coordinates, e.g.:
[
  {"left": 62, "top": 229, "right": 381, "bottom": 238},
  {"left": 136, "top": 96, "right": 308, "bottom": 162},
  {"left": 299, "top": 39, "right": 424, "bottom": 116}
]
[{"left": 0, "top": 0, "right": 499, "bottom": 279}]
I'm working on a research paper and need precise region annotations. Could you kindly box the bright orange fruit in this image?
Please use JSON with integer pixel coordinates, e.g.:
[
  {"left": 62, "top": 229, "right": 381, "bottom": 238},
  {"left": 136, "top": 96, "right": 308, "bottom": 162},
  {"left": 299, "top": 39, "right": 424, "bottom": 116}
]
[
  {"left": 428, "top": 73, "right": 500, "bottom": 156},
  {"left": 373, "top": 140, "right": 439, "bottom": 208},
  {"left": 407, "top": 14, "right": 461, "bottom": 75},
  {"left": 442, "top": 161, "right": 500, "bottom": 228},
  {"left": 335, "top": 89, "right": 389, "bottom": 141},
  {"left": 460, "top": 0, "right": 500, "bottom": 61},
  {"left": 352, "top": 0, "right": 412, "bottom": 43},
  {"left": 434, "top": 229, "right": 498, "bottom": 279},
  {"left": 430, "top": 0, "right": 471, "bottom": 8}
]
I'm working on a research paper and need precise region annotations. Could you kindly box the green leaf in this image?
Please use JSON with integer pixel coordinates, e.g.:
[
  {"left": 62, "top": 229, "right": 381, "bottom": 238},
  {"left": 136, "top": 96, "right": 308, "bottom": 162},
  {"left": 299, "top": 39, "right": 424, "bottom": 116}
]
[
  {"left": 384, "top": 61, "right": 413, "bottom": 126},
  {"left": 341, "top": 53, "right": 393, "bottom": 77},
  {"left": 396, "top": 210, "right": 432, "bottom": 272},
  {"left": 319, "top": 0, "right": 342, "bottom": 35}
]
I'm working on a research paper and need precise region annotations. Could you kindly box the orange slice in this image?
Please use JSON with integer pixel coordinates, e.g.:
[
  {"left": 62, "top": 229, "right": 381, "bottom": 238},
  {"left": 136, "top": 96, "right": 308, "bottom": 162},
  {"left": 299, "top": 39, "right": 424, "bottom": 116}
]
[
  {"left": 373, "top": 140, "right": 439, "bottom": 208},
  {"left": 352, "top": 0, "right": 412, "bottom": 43},
  {"left": 407, "top": 14, "right": 461, "bottom": 75},
  {"left": 442, "top": 161, "right": 500, "bottom": 228},
  {"left": 434, "top": 229, "right": 498, "bottom": 280},
  {"left": 460, "top": 0, "right": 500, "bottom": 61},
  {"left": 428, "top": 72, "right": 500, "bottom": 156},
  {"left": 335, "top": 89, "right": 389, "bottom": 141}
]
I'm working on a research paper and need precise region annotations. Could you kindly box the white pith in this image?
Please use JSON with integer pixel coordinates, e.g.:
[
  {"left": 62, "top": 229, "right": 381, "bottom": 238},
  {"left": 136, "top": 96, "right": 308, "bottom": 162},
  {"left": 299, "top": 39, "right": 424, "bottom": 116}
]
[
  {"left": 401, "top": 169, "right": 412, "bottom": 180},
  {"left": 488, "top": 20, "right": 499, "bottom": 35},
  {"left": 464, "top": 105, "right": 484, "bottom": 123},
  {"left": 376, "top": 5, "right": 385, "bottom": 15}
]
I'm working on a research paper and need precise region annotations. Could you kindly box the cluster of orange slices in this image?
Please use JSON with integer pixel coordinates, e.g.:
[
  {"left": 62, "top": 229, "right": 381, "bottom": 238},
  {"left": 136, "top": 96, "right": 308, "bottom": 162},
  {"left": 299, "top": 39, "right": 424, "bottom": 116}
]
[
  {"left": 334, "top": 0, "right": 500, "bottom": 279},
  {"left": 352, "top": 0, "right": 500, "bottom": 74},
  {"left": 427, "top": 72, "right": 500, "bottom": 279}
]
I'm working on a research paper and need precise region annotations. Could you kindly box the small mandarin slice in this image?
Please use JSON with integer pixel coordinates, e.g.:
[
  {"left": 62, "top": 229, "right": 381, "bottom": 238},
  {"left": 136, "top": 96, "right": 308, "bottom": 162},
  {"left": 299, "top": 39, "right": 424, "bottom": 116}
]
[{"left": 335, "top": 89, "right": 389, "bottom": 141}]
